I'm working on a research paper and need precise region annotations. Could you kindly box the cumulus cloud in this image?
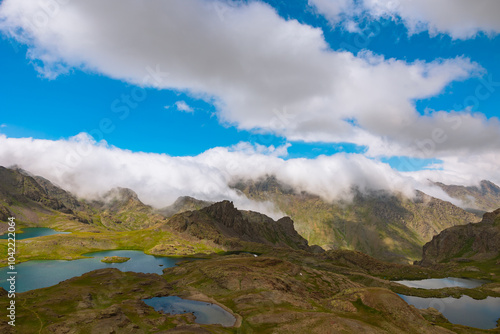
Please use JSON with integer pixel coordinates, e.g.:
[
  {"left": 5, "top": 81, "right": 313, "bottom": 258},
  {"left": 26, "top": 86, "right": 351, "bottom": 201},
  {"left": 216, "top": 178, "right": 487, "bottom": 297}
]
[
  {"left": 229, "top": 142, "right": 291, "bottom": 158},
  {"left": 361, "top": 111, "right": 500, "bottom": 159},
  {"left": 363, "top": 0, "right": 500, "bottom": 39},
  {"left": 174, "top": 100, "right": 194, "bottom": 113},
  {"left": 1, "top": 0, "right": 496, "bottom": 158},
  {"left": 406, "top": 152, "right": 500, "bottom": 188},
  {"left": 309, "top": 0, "right": 500, "bottom": 39},
  {"left": 307, "top": 0, "right": 357, "bottom": 28}
]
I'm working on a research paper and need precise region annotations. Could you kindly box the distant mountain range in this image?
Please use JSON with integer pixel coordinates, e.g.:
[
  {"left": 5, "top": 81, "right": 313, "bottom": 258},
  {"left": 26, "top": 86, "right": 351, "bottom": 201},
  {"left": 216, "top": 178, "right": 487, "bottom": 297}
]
[
  {"left": 0, "top": 166, "right": 312, "bottom": 252},
  {"left": 435, "top": 180, "right": 500, "bottom": 215},
  {"left": 0, "top": 166, "right": 165, "bottom": 232},
  {"left": 2, "top": 166, "right": 499, "bottom": 263},
  {"left": 230, "top": 176, "right": 488, "bottom": 263}
]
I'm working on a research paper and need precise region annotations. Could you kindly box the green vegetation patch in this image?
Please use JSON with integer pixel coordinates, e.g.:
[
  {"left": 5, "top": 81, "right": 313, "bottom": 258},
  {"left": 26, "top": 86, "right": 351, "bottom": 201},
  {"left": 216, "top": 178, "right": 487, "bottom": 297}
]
[{"left": 352, "top": 298, "right": 382, "bottom": 315}]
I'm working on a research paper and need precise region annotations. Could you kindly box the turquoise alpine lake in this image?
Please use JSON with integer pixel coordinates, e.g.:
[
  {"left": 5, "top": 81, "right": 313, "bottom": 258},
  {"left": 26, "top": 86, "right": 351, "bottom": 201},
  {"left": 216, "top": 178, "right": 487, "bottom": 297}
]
[
  {"left": 0, "top": 227, "right": 71, "bottom": 240},
  {"left": 143, "top": 296, "right": 236, "bottom": 327},
  {"left": 395, "top": 277, "right": 487, "bottom": 289},
  {"left": 399, "top": 294, "right": 500, "bottom": 329},
  {"left": 0, "top": 250, "right": 193, "bottom": 293}
]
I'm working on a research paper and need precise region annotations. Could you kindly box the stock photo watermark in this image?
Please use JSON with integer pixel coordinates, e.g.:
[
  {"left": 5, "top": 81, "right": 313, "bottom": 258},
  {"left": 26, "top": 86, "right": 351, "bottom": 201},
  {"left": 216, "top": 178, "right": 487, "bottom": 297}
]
[{"left": 5, "top": 216, "right": 16, "bottom": 327}]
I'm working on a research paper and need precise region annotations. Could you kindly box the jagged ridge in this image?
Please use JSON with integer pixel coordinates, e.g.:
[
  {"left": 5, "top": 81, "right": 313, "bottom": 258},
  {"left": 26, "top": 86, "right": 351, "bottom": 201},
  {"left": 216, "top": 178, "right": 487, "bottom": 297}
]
[{"left": 163, "top": 200, "right": 313, "bottom": 251}]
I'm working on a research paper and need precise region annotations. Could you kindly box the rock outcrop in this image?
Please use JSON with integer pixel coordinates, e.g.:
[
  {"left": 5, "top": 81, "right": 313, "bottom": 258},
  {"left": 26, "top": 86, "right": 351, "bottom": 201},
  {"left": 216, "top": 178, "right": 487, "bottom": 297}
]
[
  {"left": 0, "top": 166, "right": 163, "bottom": 230},
  {"left": 418, "top": 208, "right": 500, "bottom": 265},
  {"left": 165, "top": 200, "right": 313, "bottom": 251}
]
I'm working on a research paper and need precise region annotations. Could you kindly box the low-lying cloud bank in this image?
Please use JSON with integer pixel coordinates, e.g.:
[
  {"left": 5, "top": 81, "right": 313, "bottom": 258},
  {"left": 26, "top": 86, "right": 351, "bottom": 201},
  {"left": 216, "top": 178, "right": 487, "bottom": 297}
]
[{"left": 1, "top": 134, "right": 496, "bottom": 213}]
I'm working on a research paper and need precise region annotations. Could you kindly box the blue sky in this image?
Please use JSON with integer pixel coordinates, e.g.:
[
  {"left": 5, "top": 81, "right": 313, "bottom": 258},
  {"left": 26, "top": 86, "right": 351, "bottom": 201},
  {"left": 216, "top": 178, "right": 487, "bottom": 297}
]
[{"left": 0, "top": 0, "right": 500, "bottom": 180}]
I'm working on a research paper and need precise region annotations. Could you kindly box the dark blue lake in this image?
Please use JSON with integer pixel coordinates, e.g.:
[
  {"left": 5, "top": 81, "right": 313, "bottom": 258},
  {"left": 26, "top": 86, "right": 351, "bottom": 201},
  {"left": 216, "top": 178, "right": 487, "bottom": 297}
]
[{"left": 0, "top": 250, "right": 192, "bottom": 293}]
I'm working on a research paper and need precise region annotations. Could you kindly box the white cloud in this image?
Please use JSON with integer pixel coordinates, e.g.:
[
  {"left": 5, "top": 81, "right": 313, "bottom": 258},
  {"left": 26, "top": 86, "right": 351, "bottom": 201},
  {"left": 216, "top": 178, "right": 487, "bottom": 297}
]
[
  {"left": 229, "top": 142, "right": 291, "bottom": 158},
  {"left": 0, "top": 134, "right": 418, "bottom": 207},
  {"left": 1, "top": 0, "right": 496, "bottom": 159},
  {"left": 308, "top": 0, "right": 356, "bottom": 27},
  {"left": 309, "top": 0, "right": 500, "bottom": 39},
  {"left": 406, "top": 152, "right": 500, "bottom": 188},
  {"left": 174, "top": 100, "right": 194, "bottom": 113},
  {"left": 364, "top": 0, "right": 500, "bottom": 39},
  {"left": 1, "top": 134, "right": 499, "bottom": 212},
  {"left": 0, "top": 124, "right": 6, "bottom": 128}
]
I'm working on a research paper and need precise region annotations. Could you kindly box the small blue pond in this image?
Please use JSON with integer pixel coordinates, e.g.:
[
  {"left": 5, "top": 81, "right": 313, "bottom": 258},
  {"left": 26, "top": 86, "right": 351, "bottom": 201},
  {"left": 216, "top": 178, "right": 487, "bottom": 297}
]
[
  {"left": 400, "top": 294, "right": 500, "bottom": 330},
  {"left": 144, "top": 296, "right": 236, "bottom": 327},
  {"left": 395, "top": 277, "right": 487, "bottom": 289}
]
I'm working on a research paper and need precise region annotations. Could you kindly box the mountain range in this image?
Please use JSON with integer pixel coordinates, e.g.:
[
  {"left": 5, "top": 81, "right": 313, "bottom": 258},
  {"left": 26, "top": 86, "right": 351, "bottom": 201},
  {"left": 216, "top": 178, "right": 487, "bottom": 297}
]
[
  {"left": 2, "top": 166, "right": 500, "bottom": 264},
  {"left": 435, "top": 180, "right": 500, "bottom": 215},
  {"left": 230, "top": 176, "right": 495, "bottom": 263}
]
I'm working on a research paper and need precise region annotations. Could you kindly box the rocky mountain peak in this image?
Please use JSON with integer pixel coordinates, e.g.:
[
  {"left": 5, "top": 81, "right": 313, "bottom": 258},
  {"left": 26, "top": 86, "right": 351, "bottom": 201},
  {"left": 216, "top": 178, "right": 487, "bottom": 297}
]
[
  {"left": 201, "top": 200, "right": 242, "bottom": 228},
  {"left": 0, "top": 166, "right": 72, "bottom": 214},
  {"left": 165, "top": 200, "right": 312, "bottom": 251},
  {"left": 103, "top": 187, "right": 140, "bottom": 203},
  {"left": 479, "top": 180, "right": 500, "bottom": 195}
]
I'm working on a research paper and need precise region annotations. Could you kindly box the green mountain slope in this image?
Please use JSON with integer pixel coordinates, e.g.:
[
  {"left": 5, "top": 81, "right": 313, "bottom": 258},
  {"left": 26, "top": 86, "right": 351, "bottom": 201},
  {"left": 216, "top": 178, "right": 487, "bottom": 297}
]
[
  {"left": 87, "top": 187, "right": 165, "bottom": 230},
  {"left": 0, "top": 166, "right": 166, "bottom": 232},
  {"left": 231, "top": 176, "right": 479, "bottom": 263}
]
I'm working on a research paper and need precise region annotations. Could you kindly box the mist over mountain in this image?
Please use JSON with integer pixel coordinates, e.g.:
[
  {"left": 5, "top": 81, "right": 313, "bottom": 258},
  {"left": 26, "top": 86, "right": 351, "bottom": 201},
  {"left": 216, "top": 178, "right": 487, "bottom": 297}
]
[
  {"left": 0, "top": 134, "right": 485, "bottom": 219},
  {"left": 0, "top": 165, "right": 483, "bottom": 263},
  {"left": 435, "top": 180, "right": 500, "bottom": 214},
  {"left": 231, "top": 176, "right": 480, "bottom": 263}
]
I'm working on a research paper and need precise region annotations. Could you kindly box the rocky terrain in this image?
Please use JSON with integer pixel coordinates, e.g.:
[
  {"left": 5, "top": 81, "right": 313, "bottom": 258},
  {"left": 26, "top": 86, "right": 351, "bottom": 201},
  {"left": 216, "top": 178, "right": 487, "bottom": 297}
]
[
  {"left": 419, "top": 208, "right": 500, "bottom": 265},
  {"left": 0, "top": 166, "right": 165, "bottom": 231},
  {"left": 0, "top": 167, "right": 318, "bottom": 265},
  {"left": 162, "top": 200, "right": 314, "bottom": 251},
  {"left": 1, "top": 248, "right": 498, "bottom": 333},
  {"left": 0, "top": 167, "right": 483, "bottom": 263}
]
